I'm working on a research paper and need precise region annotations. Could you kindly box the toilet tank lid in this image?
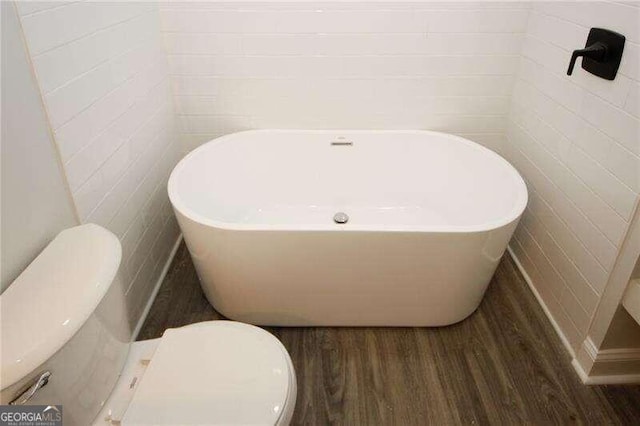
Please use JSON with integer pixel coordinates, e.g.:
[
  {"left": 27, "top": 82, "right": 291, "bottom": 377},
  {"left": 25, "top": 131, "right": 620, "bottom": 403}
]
[{"left": 1, "top": 224, "right": 121, "bottom": 389}]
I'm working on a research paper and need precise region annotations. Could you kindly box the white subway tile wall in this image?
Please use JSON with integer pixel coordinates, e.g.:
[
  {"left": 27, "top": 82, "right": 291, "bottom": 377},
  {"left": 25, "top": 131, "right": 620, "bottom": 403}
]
[
  {"left": 505, "top": 2, "right": 640, "bottom": 352},
  {"left": 158, "top": 1, "right": 531, "bottom": 152},
  {"left": 9, "top": 1, "right": 639, "bottom": 355},
  {"left": 16, "top": 1, "right": 182, "bottom": 327}
]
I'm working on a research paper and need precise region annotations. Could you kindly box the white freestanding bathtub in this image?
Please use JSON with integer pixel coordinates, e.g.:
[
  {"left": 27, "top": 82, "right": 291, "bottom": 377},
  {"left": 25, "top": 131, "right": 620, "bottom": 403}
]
[{"left": 168, "top": 130, "right": 527, "bottom": 326}]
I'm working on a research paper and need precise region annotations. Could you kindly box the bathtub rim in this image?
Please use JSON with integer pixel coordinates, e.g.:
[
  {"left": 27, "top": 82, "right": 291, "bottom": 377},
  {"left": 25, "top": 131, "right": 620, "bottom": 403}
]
[{"left": 168, "top": 129, "right": 528, "bottom": 234}]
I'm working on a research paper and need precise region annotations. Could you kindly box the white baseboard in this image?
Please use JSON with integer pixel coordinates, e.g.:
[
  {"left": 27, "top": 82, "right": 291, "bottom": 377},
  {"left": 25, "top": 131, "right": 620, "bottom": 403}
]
[
  {"left": 509, "top": 247, "right": 640, "bottom": 384},
  {"left": 572, "top": 358, "right": 640, "bottom": 384},
  {"left": 571, "top": 358, "right": 591, "bottom": 383},
  {"left": 132, "top": 234, "right": 183, "bottom": 340},
  {"left": 506, "top": 246, "right": 575, "bottom": 358},
  {"left": 573, "top": 337, "right": 640, "bottom": 384}
]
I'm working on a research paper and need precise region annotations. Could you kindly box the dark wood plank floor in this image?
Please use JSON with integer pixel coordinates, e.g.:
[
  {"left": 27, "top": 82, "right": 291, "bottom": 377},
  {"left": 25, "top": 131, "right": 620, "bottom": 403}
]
[{"left": 138, "top": 242, "right": 640, "bottom": 425}]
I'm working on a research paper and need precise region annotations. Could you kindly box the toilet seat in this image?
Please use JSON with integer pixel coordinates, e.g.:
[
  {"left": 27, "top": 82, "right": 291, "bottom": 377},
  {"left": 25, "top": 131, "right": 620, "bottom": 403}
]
[{"left": 121, "top": 321, "right": 295, "bottom": 425}]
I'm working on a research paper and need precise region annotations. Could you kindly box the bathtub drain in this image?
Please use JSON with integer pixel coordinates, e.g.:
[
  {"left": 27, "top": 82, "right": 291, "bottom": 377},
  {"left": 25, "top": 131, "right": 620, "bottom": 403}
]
[{"left": 333, "top": 212, "right": 349, "bottom": 224}]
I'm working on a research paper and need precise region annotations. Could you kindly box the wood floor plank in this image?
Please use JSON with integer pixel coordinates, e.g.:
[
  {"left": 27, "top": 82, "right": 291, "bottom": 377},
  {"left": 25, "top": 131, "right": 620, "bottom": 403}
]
[{"left": 137, "top": 242, "right": 640, "bottom": 425}]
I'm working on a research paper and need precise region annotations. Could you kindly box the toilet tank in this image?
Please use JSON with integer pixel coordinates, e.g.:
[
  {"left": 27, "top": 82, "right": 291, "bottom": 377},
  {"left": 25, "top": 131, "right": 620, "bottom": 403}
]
[{"left": 1, "top": 224, "right": 131, "bottom": 426}]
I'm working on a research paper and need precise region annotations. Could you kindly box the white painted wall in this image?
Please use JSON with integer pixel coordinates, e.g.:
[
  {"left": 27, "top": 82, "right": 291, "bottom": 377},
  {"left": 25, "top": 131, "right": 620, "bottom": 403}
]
[
  {"left": 159, "top": 1, "right": 531, "bottom": 153},
  {"left": 0, "top": 1, "right": 77, "bottom": 292},
  {"left": 13, "top": 1, "right": 182, "bottom": 326},
  {"left": 505, "top": 1, "right": 640, "bottom": 353}
]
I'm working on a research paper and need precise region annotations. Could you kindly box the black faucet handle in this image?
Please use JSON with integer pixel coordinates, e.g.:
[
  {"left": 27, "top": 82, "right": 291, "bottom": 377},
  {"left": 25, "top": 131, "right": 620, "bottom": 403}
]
[
  {"left": 567, "top": 42, "right": 608, "bottom": 75},
  {"left": 566, "top": 28, "right": 625, "bottom": 80}
]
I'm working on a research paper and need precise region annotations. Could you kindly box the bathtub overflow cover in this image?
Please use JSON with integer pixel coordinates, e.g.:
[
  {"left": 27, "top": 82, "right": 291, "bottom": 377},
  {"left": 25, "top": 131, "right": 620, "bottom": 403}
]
[{"left": 333, "top": 212, "right": 349, "bottom": 224}]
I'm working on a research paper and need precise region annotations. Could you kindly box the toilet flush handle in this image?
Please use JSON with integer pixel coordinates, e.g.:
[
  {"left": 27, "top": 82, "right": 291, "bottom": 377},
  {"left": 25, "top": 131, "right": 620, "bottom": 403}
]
[{"left": 10, "top": 371, "right": 51, "bottom": 405}]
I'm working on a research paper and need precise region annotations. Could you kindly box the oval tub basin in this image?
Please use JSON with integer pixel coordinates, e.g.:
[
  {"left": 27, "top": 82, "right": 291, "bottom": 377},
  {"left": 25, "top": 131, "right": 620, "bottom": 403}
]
[{"left": 168, "top": 130, "right": 528, "bottom": 326}]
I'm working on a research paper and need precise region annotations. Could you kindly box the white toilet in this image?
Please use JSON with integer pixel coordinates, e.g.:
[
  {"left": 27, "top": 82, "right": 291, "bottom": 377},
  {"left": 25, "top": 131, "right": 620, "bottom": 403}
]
[{"left": 0, "top": 224, "right": 296, "bottom": 425}]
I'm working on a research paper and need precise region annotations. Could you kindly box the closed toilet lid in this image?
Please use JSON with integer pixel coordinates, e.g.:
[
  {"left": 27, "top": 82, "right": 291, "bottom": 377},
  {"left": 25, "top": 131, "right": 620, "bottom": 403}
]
[{"left": 122, "top": 321, "right": 292, "bottom": 425}]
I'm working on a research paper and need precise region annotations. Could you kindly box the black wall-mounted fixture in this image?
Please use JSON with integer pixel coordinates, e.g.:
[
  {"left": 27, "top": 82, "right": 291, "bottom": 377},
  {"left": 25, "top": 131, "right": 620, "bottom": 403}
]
[{"left": 567, "top": 28, "right": 625, "bottom": 80}]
